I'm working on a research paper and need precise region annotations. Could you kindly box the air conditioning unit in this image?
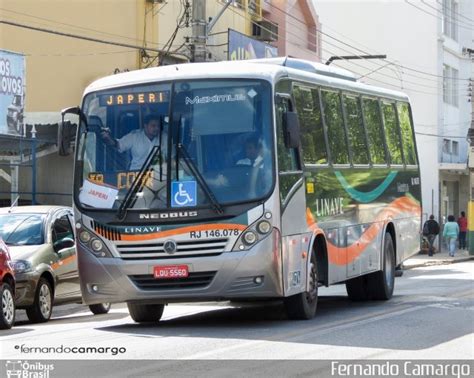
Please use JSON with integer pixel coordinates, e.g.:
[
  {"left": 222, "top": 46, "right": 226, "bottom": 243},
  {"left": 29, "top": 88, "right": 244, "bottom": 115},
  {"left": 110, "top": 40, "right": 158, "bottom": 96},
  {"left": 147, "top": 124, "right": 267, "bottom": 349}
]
[
  {"left": 146, "top": 0, "right": 165, "bottom": 3},
  {"left": 252, "top": 20, "right": 278, "bottom": 42}
]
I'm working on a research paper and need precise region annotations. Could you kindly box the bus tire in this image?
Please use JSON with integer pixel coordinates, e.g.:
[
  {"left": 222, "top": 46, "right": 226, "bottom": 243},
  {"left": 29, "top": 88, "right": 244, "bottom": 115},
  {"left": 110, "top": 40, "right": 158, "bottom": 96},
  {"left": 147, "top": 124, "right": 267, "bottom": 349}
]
[
  {"left": 345, "top": 275, "right": 369, "bottom": 301},
  {"left": 368, "top": 232, "right": 395, "bottom": 300},
  {"left": 26, "top": 278, "right": 53, "bottom": 323},
  {"left": 284, "top": 252, "right": 318, "bottom": 320},
  {"left": 127, "top": 303, "right": 164, "bottom": 323},
  {"left": 89, "top": 303, "right": 111, "bottom": 315}
]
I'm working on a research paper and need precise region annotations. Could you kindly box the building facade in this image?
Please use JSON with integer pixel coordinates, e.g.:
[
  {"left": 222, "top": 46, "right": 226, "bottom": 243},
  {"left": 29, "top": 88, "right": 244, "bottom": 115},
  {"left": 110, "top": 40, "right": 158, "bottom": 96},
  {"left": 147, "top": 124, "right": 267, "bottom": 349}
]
[
  {"left": 0, "top": 0, "right": 323, "bottom": 206},
  {"left": 315, "top": 0, "right": 474, "bottom": 227}
]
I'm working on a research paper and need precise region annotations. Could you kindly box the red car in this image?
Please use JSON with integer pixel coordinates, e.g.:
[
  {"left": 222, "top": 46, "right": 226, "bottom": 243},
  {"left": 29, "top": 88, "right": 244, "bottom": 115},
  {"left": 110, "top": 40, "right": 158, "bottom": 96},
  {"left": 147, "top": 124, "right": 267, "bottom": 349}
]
[{"left": 0, "top": 237, "right": 15, "bottom": 329}]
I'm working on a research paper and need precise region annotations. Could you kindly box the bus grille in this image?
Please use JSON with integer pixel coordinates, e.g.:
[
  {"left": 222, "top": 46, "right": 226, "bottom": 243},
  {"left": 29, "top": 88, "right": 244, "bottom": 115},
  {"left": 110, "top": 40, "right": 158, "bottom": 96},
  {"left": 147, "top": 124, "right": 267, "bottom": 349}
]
[
  {"left": 116, "top": 239, "right": 228, "bottom": 259},
  {"left": 129, "top": 271, "right": 217, "bottom": 290}
]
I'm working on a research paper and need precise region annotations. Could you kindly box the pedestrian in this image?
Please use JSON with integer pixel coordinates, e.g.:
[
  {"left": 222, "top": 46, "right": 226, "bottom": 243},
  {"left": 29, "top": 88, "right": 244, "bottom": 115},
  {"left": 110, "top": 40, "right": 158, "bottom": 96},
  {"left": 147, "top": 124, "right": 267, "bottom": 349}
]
[
  {"left": 457, "top": 211, "right": 468, "bottom": 250},
  {"left": 443, "top": 215, "right": 460, "bottom": 257},
  {"left": 422, "top": 215, "right": 440, "bottom": 257}
]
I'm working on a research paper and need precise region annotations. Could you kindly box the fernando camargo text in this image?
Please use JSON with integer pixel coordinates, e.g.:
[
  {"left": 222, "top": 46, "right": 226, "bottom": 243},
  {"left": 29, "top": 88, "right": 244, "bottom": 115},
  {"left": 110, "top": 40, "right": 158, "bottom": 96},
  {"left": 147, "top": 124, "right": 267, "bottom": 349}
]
[
  {"left": 15, "top": 344, "right": 126, "bottom": 356},
  {"left": 331, "top": 361, "right": 471, "bottom": 378}
]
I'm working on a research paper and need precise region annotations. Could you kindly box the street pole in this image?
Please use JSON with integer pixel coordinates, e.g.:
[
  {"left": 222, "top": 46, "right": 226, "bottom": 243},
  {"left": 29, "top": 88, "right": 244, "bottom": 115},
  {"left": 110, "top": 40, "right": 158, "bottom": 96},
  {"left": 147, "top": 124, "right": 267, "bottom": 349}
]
[
  {"left": 31, "top": 124, "right": 37, "bottom": 205},
  {"left": 191, "top": 0, "right": 207, "bottom": 62}
]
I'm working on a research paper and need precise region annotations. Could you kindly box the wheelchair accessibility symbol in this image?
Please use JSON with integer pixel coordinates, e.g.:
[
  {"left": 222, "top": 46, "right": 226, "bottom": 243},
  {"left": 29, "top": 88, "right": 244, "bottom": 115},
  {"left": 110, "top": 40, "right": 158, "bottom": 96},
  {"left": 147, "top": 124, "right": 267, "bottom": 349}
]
[{"left": 171, "top": 181, "right": 197, "bottom": 207}]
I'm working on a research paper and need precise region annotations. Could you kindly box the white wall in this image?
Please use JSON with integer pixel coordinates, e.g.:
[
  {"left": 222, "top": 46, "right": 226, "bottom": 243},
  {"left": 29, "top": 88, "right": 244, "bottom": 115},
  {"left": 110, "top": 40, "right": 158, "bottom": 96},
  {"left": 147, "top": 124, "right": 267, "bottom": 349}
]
[{"left": 314, "top": 0, "right": 440, "bottom": 216}]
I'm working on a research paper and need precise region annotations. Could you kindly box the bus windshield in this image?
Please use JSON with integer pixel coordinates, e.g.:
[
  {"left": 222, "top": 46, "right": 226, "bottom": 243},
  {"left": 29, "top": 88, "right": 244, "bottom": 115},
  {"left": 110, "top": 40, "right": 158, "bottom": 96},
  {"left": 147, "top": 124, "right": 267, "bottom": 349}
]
[{"left": 75, "top": 79, "right": 273, "bottom": 211}]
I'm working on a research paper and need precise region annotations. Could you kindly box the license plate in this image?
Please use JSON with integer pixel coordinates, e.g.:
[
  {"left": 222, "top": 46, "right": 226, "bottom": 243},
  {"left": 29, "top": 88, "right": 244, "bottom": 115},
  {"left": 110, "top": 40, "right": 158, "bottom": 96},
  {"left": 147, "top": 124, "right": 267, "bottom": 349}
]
[{"left": 153, "top": 265, "right": 189, "bottom": 279}]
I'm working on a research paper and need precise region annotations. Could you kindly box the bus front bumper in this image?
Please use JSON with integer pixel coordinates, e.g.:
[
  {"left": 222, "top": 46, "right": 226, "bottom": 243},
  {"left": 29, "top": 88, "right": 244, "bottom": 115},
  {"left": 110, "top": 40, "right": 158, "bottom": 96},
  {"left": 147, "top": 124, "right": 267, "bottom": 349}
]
[{"left": 78, "top": 231, "right": 284, "bottom": 305}]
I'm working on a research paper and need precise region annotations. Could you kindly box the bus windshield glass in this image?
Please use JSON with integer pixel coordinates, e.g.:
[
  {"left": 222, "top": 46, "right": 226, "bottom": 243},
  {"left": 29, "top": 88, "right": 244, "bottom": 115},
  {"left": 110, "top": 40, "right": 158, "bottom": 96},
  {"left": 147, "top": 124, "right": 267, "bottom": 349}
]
[{"left": 75, "top": 79, "right": 273, "bottom": 211}]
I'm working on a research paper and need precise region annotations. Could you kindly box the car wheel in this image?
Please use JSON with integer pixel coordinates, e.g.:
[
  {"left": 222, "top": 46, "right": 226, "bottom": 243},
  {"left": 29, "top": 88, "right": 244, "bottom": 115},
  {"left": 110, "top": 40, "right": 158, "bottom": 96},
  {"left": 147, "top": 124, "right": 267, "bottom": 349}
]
[
  {"left": 127, "top": 303, "right": 165, "bottom": 323},
  {"left": 0, "top": 283, "right": 15, "bottom": 329},
  {"left": 89, "top": 303, "right": 111, "bottom": 315},
  {"left": 26, "top": 278, "right": 53, "bottom": 323}
]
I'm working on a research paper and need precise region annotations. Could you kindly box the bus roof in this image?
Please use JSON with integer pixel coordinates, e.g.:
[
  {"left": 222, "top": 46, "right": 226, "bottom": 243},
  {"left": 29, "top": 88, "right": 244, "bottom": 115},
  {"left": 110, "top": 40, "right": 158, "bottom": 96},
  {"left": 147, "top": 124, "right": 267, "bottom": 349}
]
[{"left": 84, "top": 58, "right": 409, "bottom": 102}]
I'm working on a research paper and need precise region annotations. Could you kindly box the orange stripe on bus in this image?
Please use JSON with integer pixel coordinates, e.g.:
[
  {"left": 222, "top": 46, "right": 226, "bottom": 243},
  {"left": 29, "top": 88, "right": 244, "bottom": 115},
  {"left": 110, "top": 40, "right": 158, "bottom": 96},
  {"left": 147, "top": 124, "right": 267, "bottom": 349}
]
[
  {"left": 120, "top": 223, "right": 247, "bottom": 241},
  {"left": 306, "top": 196, "right": 421, "bottom": 265}
]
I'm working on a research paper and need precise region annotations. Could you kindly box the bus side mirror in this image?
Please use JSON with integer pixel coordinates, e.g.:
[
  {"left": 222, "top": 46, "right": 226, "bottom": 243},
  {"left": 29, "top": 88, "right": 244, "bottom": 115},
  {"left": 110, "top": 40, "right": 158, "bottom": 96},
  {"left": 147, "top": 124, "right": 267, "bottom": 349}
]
[
  {"left": 283, "top": 111, "right": 300, "bottom": 149},
  {"left": 58, "top": 106, "right": 81, "bottom": 156}
]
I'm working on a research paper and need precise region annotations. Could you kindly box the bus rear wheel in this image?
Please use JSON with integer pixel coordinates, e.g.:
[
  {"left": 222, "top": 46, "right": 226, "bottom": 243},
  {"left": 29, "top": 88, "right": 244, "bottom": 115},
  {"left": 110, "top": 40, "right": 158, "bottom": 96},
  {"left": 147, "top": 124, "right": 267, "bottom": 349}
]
[
  {"left": 345, "top": 275, "right": 369, "bottom": 301},
  {"left": 367, "top": 233, "right": 395, "bottom": 300},
  {"left": 284, "top": 252, "right": 318, "bottom": 320},
  {"left": 127, "top": 303, "right": 165, "bottom": 323}
]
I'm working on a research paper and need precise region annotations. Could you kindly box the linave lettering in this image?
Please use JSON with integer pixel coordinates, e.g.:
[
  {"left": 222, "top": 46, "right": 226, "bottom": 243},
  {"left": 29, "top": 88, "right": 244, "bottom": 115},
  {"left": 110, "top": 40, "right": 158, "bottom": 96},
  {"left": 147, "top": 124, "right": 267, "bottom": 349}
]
[
  {"left": 185, "top": 94, "right": 246, "bottom": 105},
  {"left": 315, "top": 197, "right": 344, "bottom": 217},
  {"left": 124, "top": 226, "right": 161, "bottom": 234}
]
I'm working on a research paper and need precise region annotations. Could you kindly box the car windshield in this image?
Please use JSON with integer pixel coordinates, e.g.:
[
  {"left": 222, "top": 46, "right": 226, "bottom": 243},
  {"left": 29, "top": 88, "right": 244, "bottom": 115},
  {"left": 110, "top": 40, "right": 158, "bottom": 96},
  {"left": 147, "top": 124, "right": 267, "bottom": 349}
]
[
  {"left": 75, "top": 79, "right": 274, "bottom": 212},
  {"left": 0, "top": 214, "right": 45, "bottom": 246}
]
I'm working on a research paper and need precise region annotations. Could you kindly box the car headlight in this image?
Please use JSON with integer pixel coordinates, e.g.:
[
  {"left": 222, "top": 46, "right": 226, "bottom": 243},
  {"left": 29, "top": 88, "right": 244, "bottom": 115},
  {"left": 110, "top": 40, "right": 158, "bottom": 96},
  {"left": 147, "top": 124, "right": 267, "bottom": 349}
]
[{"left": 12, "top": 260, "right": 33, "bottom": 273}]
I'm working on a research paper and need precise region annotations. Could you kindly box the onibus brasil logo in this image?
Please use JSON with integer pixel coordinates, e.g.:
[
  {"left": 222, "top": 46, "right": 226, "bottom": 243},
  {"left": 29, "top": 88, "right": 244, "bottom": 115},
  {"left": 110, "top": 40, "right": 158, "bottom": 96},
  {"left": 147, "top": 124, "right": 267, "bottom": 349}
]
[{"left": 5, "top": 360, "right": 54, "bottom": 378}]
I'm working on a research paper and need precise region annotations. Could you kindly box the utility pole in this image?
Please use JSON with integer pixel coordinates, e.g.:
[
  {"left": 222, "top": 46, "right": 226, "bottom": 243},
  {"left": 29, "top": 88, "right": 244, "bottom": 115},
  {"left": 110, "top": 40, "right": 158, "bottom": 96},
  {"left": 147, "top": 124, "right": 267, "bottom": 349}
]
[{"left": 191, "top": 0, "right": 207, "bottom": 62}]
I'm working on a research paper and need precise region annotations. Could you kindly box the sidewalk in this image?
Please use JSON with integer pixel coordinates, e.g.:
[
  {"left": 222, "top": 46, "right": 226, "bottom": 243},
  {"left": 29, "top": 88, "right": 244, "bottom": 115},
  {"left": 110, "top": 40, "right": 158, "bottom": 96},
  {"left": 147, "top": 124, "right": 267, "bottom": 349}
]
[{"left": 403, "top": 247, "right": 474, "bottom": 270}]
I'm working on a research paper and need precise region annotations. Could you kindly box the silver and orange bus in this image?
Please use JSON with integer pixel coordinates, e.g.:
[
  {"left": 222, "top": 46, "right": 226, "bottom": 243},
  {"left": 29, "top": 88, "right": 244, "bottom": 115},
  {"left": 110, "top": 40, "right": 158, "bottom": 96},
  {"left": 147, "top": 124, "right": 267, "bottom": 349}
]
[{"left": 59, "top": 58, "right": 421, "bottom": 322}]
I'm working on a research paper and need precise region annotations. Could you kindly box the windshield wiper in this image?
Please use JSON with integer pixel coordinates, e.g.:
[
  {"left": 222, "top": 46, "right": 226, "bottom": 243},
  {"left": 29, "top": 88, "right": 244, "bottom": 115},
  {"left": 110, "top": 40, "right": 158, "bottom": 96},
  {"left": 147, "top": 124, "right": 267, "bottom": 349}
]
[
  {"left": 176, "top": 143, "right": 224, "bottom": 214},
  {"left": 117, "top": 145, "right": 161, "bottom": 220}
]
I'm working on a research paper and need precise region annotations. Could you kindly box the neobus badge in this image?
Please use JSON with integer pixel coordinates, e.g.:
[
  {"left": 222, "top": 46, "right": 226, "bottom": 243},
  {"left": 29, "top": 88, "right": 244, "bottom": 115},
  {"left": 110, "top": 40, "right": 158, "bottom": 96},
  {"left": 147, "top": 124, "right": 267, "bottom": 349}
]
[{"left": 139, "top": 211, "right": 198, "bottom": 219}]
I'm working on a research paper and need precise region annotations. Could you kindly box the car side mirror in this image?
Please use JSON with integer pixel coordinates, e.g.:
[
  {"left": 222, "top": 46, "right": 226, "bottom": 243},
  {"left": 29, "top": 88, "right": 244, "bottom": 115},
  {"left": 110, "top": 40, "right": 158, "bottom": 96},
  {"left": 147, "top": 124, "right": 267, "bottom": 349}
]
[{"left": 54, "top": 237, "right": 75, "bottom": 253}]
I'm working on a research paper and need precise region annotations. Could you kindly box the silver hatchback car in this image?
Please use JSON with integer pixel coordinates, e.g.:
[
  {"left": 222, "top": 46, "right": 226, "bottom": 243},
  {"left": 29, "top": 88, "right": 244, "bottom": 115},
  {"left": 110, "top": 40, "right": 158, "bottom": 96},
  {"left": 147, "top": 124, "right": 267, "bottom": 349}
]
[{"left": 0, "top": 206, "right": 110, "bottom": 323}]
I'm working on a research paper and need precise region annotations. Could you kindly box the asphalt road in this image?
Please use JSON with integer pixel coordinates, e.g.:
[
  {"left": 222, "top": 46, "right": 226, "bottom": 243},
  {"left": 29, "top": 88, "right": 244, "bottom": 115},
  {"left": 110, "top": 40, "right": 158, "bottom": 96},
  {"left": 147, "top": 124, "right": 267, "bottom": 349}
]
[{"left": 1, "top": 262, "right": 473, "bottom": 375}]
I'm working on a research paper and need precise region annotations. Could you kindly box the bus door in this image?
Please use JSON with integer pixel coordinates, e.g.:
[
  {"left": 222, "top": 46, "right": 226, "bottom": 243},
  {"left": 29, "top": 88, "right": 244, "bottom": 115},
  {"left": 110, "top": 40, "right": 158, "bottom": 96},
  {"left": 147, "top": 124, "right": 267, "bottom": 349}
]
[{"left": 275, "top": 93, "right": 307, "bottom": 295}]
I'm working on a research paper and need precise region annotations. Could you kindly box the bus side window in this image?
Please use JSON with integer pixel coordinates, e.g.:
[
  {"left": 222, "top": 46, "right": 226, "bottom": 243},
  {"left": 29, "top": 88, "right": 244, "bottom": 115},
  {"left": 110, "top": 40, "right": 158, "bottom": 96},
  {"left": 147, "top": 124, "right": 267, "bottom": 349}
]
[
  {"left": 382, "top": 102, "right": 403, "bottom": 165},
  {"left": 343, "top": 94, "right": 369, "bottom": 165},
  {"left": 397, "top": 102, "right": 417, "bottom": 165},
  {"left": 276, "top": 98, "right": 299, "bottom": 171},
  {"left": 362, "top": 98, "right": 387, "bottom": 165},
  {"left": 321, "top": 90, "right": 349, "bottom": 165},
  {"left": 293, "top": 85, "right": 328, "bottom": 165}
]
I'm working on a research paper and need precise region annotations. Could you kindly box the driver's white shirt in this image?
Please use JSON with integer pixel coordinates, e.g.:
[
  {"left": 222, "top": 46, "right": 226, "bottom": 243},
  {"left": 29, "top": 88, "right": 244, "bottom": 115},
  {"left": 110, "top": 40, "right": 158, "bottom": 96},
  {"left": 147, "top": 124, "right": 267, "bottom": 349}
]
[{"left": 117, "top": 129, "right": 166, "bottom": 170}]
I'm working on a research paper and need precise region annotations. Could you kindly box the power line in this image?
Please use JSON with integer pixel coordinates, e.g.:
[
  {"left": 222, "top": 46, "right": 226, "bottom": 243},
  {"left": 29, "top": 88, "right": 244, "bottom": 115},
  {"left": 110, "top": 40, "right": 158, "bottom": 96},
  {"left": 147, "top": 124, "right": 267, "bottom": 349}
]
[
  {"left": 415, "top": 131, "right": 468, "bottom": 138},
  {"left": 421, "top": 0, "right": 474, "bottom": 28},
  {"left": 265, "top": 0, "right": 471, "bottom": 82},
  {"left": 404, "top": 0, "right": 473, "bottom": 31},
  {"left": 0, "top": 19, "right": 189, "bottom": 59},
  {"left": 0, "top": 7, "right": 162, "bottom": 48},
  {"left": 435, "top": 0, "right": 474, "bottom": 24}
]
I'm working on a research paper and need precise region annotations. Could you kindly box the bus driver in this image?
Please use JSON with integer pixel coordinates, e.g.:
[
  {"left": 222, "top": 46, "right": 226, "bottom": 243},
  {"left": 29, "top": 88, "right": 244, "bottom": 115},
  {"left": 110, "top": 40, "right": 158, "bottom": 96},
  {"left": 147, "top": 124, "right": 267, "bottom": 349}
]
[{"left": 101, "top": 113, "right": 166, "bottom": 171}]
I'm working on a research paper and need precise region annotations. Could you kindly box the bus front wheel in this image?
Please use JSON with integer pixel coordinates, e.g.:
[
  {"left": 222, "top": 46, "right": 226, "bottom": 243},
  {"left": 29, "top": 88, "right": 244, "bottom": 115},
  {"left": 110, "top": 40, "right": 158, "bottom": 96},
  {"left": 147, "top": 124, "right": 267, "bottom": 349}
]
[
  {"left": 284, "top": 252, "right": 318, "bottom": 320},
  {"left": 127, "top": 303, "right": 165, "bottom": 323}
]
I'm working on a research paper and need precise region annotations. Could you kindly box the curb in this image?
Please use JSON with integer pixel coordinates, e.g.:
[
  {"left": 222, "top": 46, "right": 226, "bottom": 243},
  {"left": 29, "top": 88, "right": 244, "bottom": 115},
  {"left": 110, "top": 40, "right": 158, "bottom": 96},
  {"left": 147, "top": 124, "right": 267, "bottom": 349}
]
[{"left": 402, "top": 256, "right": 474, "bottom": 270}]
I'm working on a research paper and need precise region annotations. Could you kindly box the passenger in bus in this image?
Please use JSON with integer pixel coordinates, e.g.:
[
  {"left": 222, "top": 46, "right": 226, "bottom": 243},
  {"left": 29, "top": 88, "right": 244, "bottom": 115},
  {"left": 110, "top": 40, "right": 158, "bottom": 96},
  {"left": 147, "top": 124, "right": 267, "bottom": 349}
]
[{"left": 101, "top": 113, "right": 167, "bottom": 170}]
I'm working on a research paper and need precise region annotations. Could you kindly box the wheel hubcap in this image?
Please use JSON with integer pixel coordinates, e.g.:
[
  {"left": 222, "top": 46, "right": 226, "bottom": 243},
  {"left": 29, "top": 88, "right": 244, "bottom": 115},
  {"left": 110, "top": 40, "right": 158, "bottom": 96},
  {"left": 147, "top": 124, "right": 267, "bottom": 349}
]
[
  {"left": 39, "top": 284, "right": 51, "bottom": 318},
  {"left": 2, "top": 289, "right": 14, "bottom": 324}
]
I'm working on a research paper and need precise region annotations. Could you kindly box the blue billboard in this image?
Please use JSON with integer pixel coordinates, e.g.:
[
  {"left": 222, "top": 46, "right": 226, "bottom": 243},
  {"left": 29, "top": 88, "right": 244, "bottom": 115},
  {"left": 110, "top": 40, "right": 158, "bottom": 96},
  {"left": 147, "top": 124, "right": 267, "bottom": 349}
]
[
  {"left": 0, "top": 50, "right": 25, "bottom": 136},
  {"left": 228, "top": 29, "right": 278, "bottom": 61}
]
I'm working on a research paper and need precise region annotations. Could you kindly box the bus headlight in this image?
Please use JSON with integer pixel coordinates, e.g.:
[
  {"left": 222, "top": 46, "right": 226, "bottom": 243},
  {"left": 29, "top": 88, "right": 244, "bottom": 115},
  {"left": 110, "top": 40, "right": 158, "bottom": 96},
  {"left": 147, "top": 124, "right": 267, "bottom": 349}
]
[
  {"left": 79, "top": 230, "right": 92, "bottom": 243},
  {"left": 243, "top": 231, "right": 257, "bottom": 245},
  {"left": 91, "top": 239, "right": 104, "bottom": 252},
  {"left": 257, "top": 220, "right": 271, "bottom": 234}
]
